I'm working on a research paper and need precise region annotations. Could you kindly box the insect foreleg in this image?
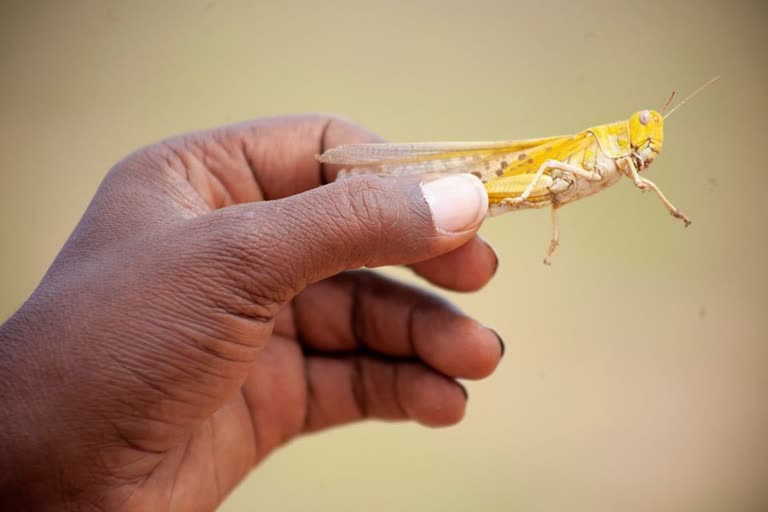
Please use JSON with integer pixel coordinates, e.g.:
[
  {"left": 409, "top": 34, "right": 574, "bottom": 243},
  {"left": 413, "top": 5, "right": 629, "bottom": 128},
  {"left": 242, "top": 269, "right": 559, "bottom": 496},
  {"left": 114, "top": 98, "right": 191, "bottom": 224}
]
[{"left": 621, "top": 157, "right": 692, "bottom": 226}]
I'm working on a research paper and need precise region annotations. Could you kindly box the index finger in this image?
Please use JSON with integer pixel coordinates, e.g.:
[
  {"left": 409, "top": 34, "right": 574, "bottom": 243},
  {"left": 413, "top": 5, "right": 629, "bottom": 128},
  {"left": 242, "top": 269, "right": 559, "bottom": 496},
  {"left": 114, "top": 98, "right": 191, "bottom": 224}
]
[{"left": 187, "top": 114, "right": 381, "bottom": 202}]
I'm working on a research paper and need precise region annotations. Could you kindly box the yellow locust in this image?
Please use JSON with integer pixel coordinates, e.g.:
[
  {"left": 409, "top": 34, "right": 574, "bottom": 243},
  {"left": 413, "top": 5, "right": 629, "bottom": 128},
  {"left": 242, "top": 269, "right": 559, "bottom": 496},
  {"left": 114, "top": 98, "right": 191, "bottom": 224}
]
[{"left": 318, "top": 78, "right": 718, "bottom": 264}]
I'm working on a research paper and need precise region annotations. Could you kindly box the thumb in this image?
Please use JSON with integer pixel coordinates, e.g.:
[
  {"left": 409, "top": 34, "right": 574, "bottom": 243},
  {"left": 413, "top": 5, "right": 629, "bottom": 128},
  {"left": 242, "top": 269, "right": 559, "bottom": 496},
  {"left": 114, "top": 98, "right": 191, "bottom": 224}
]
[{"left": 210, "top": 172, "right": 489, "bottom": 299}]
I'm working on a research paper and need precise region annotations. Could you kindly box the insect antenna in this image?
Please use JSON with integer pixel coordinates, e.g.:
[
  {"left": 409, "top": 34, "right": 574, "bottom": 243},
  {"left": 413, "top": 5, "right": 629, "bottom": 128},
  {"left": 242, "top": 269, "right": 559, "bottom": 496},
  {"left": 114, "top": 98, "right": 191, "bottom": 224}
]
[
  {"left": 660, "top": 91, "right": 676, "bottom": 114},
  {"left": 663, "top": 75, "right": 720, "bottom": 119}
]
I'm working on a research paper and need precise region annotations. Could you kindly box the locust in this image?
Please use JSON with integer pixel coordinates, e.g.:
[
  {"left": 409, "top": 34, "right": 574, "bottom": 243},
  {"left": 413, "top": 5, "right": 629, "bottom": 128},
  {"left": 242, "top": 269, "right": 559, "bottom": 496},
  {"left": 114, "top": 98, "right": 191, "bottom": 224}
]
[{"left": 318, "top": 77, "right": 718, "bottom": 264}]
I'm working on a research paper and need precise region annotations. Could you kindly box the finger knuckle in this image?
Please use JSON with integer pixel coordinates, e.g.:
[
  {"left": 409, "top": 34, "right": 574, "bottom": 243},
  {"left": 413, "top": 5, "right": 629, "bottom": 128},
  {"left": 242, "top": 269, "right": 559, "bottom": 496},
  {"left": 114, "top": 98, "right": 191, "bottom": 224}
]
[
  {"left": 340, "top": 176, "right": 397, "bottom": 225},
  {"left": 319, "top": 176, "right": 405, "bottom": 249}
]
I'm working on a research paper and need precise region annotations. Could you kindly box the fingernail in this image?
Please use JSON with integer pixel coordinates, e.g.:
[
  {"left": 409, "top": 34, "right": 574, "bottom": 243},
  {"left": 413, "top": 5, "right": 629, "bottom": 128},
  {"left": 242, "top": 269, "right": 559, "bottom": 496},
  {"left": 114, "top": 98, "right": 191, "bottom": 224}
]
[
  {"left": 457, "top": 381, "right": 469, "bottom": 400},
  {"left": 481, "top": 237, "right": 499, "bottom": 276},
  {"left": 491, "top": 328, "right": 505, "bottom": 358},
  {"left": 421, "top": 174, "right": 488, "bottom": 233}
]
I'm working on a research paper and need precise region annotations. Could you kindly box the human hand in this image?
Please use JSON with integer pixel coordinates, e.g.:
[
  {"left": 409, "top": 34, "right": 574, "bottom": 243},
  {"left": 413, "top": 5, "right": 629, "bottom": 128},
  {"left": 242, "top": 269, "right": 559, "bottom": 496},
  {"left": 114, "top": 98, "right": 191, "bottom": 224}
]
[{"left": 0, "top": 115, "right": 503, "bottom": 511}]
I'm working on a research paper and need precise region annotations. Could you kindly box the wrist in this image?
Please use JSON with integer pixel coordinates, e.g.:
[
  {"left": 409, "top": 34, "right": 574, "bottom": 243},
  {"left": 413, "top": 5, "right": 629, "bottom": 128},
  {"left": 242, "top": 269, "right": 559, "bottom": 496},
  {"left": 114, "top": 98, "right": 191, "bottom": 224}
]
[{"left": 0, "top": 311, "right": 82, "bottom": 511}]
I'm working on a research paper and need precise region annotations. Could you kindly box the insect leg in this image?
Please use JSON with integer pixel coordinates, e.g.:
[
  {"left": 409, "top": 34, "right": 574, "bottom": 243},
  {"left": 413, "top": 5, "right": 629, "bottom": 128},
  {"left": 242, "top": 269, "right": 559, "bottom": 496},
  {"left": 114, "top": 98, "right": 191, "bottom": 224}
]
[
  {"left": 486, "top": 174, "right": 554, "bottom": 214},
  {"left": 560, "top": 165, "right": 602, "bottom": 182},
  {"left": 622, "top": 157, "right": 692, "bottom": 226},
  {"left": 501, "top": 160, "right": 600, "bottom": 206},
  {"left": 543, "top": 205, "right": 560, "bottom": 265}
]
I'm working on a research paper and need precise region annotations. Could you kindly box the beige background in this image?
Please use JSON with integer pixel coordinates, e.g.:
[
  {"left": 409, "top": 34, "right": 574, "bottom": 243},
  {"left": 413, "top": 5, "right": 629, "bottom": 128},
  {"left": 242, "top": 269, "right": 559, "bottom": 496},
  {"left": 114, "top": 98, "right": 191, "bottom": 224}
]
[{"left": 1, "top": 1, "right": 766, "bottom": 511}]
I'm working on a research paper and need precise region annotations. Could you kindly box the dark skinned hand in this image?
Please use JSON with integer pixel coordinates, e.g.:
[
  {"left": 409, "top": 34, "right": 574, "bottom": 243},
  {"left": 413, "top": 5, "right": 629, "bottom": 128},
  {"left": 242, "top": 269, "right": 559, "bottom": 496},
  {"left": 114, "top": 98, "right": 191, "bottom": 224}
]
[{"left": 0, "top": 115, "right": 503, "bottom": 511}]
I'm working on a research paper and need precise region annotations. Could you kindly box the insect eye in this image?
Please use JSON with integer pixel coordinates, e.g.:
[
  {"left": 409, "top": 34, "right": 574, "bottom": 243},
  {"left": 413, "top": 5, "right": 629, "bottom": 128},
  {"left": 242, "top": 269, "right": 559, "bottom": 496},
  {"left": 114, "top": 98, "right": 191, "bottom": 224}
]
[{"left": 638, "top": 110, "right": 651, "bottom": 126}]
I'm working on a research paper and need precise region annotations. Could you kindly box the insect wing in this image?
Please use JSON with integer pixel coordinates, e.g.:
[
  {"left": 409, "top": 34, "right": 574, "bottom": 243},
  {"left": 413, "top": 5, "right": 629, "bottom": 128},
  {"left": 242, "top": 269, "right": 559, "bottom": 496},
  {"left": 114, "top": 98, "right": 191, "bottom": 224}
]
[{"left": 318, "top": 137, "right": 568, "bottom": 183}]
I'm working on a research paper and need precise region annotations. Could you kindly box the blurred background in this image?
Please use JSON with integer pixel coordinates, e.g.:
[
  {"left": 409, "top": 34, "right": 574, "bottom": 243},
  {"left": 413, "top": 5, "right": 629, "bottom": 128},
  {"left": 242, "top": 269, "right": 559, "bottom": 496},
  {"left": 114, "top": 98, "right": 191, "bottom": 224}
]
[{"left": 1, "top": 1, "right": 766, "bottom": 510}]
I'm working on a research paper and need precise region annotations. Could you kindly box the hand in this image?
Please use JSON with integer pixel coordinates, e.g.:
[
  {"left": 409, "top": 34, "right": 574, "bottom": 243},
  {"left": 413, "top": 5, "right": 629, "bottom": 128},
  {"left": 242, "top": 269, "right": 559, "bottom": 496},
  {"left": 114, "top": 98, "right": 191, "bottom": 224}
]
[{"left": 0, "top": 115, "right": 503, "bottom": 511}]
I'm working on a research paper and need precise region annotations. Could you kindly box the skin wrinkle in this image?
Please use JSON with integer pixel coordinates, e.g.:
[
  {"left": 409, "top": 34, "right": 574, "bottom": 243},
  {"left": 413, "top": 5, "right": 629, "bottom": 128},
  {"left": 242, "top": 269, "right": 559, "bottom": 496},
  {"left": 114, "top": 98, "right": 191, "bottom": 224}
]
[
  {"left": 111, "top": 322, "right": 230, "bottom": 385},
  {"left": 4, "top": 314, "right": 108, "bottom": 457},
  {"left": 201, "top": 257, "right": 280, "bottom": 322},
  {"left": 408, "top": 186, "right": 439, "bottom": 249},
  {"left": 298, "top": 116, "right": 342, "bottom": 193},
  {"left": 98, "top": 431, "right": 170, "bottom": 510},
  {"left": 262, "top": 310, "right": 317, "bottom": 442},
  {"left": 290, "top": 293, "right": 310, "bottom": 349},
  {"left": 168, "top": 436, "right": 194, "bottom": 512},
  {"left": 192, "top": 300, "right": 273, "bottom": 349},
  {"left": 390, "top": 364, "right": 408, "bottom": 420},
  {"left": 350, "top": 357, "right": 369, "bottom": 420},
  {"left": 82, "top": 474, "right": 138, "bottom": 511},
  {"left": 405, "top": 302, "right": 421, "bottom": 365},
  {"left": 170, "top": 140, "right": 211, "bottom": 197},
  {"left": 182, "top": 213, "right": 294, "bottom": 312},
  {"left": 100, "top": 477, "right": 154, "bottom": 512},
  {"left": 326, "top": 177, "right": 407, "bottom": 269},
  {"left": 149, "top": 165, "right": 212, "bottom": 218},
  {"left": 191, "top": 333, "right": 263, "bottom": 366},
  {"left": 301, "top": 356, "right": 319, "bottom": 432},
  {"left": 217, "top": 206, "right": 304, "bottom": 298},
  {"left": 317, "top": 117, "right": 333, "bottom": 186},
  {"left": 124, "top": 144, "right": 209, "bottom": 221},
  {"left": 196, "top": 137, "right": 242, "bottom": 207},
  {"left": 156, "top": 246, "right": 277, "bottom": 345},
  {"left": 66, "top": 495, "right": 109, "bottom": 512},
  {"left": 107, "top": 312, "right": 220, "bottom": 378},
  {"left": 350, "top": 274, "right": 367, "bottom": 352},
  {"left": 273, "top": 338, "right": 308, "bottom": 447},
  {"left": 106, "top": 372, "right": 213, "bottom": 446},
  {"left": 265, "top": 198, "right": 344, "bottom": 290},
  {"left": 106, "top": 350, "right": 178, "bottom": 404},
  {"left": 368, "top": 359, "right": 394, "bottom": 420},
  {"left": 94, "top": 436, "right": 165, "bottom": 476},
  {"left": 108, "top": 416, "right": 170, "bottom": 458},
  {"left": 113, "top": 328, "right": 240, "bottom": 394},
  {"left": 158, "top": 141, "right": 196, "bottom": 196},
  {"left": 235, "top": 390, "right": 263, "bottom": 467},
  {"left": 126, "top": 141, "right": 213, "bottom": 218},
  {"left": 236, "top": 136, "right": 266, "bottom": 203},
  {"left": 222, "top": 396, "right": 257, "bottom": 488},
  {"left": 208, "top": 420, "right": 222, "bottom": 506},
  {"left": 281, "top": 174, "right": 412, "bottom": 282},
  {"left": 316, "top": 186, "right": 370, "bottom": 270},
  {"left": 376, "top": 190, "right": 406, "bottom": 245},
  {"left": 116, "top": 413, "right": 197, "bottom": 455},
  {"left": 355, "top": 275, "right": 411, "bottom": 359},
  {"left": 230, "top": 117, "right": 314, "bottom": 202},
  {"left": 344, "top": 179, "right": 395, "bottom": 264}
]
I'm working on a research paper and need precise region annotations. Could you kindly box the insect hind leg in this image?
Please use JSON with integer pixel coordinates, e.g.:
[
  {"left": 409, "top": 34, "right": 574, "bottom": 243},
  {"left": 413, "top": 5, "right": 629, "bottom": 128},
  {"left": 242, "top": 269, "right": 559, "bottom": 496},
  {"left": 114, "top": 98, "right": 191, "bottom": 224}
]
[
  {"left": 500, "top": 159, "right": 601, "bottom": 207},
  {"left": 543, "top": 205, "right": 560, "bottom": 265}
]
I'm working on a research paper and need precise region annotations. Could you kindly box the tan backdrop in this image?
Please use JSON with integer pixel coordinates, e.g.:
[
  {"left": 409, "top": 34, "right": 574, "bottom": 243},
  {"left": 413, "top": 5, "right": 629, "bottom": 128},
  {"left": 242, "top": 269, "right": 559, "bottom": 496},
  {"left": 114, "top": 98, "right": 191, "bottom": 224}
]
[{"left": 1, "top": 1, "right": 766, "bottom": 510}]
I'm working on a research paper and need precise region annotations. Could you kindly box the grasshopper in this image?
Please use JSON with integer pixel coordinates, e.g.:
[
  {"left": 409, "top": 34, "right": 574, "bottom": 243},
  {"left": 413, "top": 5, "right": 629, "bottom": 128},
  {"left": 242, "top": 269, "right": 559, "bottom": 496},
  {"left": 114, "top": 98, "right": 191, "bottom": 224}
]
[{"left": 318, "top": 77, "right": 718, "bottom": 264}]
